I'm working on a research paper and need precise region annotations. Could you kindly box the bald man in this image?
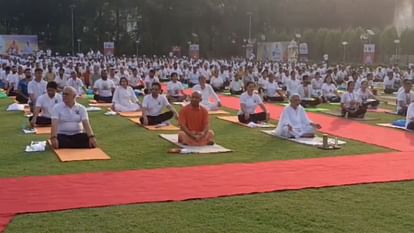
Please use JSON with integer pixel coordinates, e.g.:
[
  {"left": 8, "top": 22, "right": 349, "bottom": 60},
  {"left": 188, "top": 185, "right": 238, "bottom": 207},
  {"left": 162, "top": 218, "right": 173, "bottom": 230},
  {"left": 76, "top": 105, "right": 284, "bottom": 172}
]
[
  {"left": 50, "top": 86, "right": 97, "bottom": 149},
  {"left": 178, "top": 91, "right": 215, "bottom": 146}
]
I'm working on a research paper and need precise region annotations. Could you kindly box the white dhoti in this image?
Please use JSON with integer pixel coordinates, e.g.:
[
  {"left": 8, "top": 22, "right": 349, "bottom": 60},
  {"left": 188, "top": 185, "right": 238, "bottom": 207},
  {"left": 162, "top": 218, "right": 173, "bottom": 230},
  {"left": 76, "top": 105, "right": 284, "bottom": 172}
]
[
  {"left": 200, "top": 102, "right": 219, "bottom": 111},
  {"left": 278, "top": 125, "right": 315, "bottom": 138},
  {"left": 274, "top": 105, "right": 317, "bottom": 138},
  {"left": 114, "top": 103, "right": 141, "bottom": 112}
]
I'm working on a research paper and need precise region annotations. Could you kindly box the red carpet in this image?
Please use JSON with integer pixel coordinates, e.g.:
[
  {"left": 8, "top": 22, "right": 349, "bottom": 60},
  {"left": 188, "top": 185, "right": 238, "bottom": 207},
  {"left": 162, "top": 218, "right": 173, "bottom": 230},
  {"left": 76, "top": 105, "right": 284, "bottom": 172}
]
[
  {"left": 217, "top": 94, "right": 414, "bottom": 152},
  {"left": 1, "top": 152, "right": 414, "bottom": 217},
  {"left": 0, "top": 214, "right": 14, "bottom": 233}
]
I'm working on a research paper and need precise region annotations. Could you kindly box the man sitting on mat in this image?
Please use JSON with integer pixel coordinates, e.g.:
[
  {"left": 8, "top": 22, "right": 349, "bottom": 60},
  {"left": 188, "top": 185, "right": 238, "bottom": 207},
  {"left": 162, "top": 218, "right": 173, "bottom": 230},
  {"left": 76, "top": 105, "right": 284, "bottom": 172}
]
[
  {"left": 298, "top": 75, "right": 320, "bottom": 108},
  {"left": 238, "top": 81, "right": 269, "bottom": 124},
  {"left": 396, "top": 79, "right": 414, "bottom": 116},
  {"left": 30, "top": 81, "right": 62, "bottom": 127},
  {"left": 112, "top": 77, "right": 141, "bottom": 112},
  {"left": 140, "top": 82, "right": 178, "bottom": 126},
  {"left": 341, "top": 81, "right": 367, "bottom": 118},
  {"left": 50, "top": 86, "right": 97, "bottom": 149},
  {"left": 15, "top": 68, "right": 32, "bottom": 104},
  {"left": 406, "top": 102, "right": 414, "bottom": 130},
  {"left": 229, "top": 73, "right": 244, "bottom": 95},
  {"left": 192, "top": 75, "right": 222, "bottom": 111},
  {"left": 357, "top": 80, "right": 379, "bottom": 109},
  {"left": 274, "top": 94, "right": 321, "bottom": 138},
  {"left": 166, "top": 72, "right": 187, "bottom": 103},
  {"left": 263, "top": 74, "right": 284, "bottom": 102},
  {"left": 178, "top": 91, "right": 215, "bottom": 146},
  {"left": 93, "top": 70, "right": 115, "bottom": 103},
  {"left": 28, "top": 68, "right": 47, "bottom": 112}
]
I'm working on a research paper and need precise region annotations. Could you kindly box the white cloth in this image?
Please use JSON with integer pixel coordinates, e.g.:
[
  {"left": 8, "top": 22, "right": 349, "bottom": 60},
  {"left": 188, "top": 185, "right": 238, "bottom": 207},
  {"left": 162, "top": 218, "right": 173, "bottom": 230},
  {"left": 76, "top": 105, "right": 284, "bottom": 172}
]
[
  {"left": 321, "top": 83, "right": 337, "bottom": 97},
  {"left": 274, "top": 105, "right": 315, "bottom": 138},
  {"left": 51, "top": 102, "right": 89, "bottom": 135},
  {"left": 341, "top": 92, "right": 362, "bottom": 109},
  {"left": 298, "top": 85, "right": 314, "bottom": 99},
  {"left": 286, "top": 78, "right": 301, "bottom": 95},
  {"left": 397, "top": 91, "right": 414, "bottom": 112},
  {"left": 167, "top": 81, "right": 184, "bottom": 97},
  {"left": 28, "top": 79, "right": 47, "bottom": 103},
  {"left": 239, "top": 92, "right": 263, "bottom": 114},
  {"left": 94, "top": 79, "right": 115, "bottom": 97},
  {"left": 35, "top": 93, "right": 62, "bottom": 118},
  {"left": 406, "top": 102, "right": 414, "bottom": 128},
  {"left": 112, "top": 86, "right": 140, "bottom": 112},
  {"left": 264, "top": 82, "right": 281, "bottom": 97},
  {"left": 142, "top": 94, "right": 170, "bottom": 116},
  {"left": 192, "top": 84, "right": 220, "bottom": 107}
]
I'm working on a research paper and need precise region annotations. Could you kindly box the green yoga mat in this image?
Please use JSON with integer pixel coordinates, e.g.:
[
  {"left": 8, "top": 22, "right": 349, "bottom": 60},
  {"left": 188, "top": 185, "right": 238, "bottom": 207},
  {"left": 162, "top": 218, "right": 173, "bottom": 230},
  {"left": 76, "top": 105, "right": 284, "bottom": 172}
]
[{"left": 0, "top": 93, "right": 7, "bottom": 99}]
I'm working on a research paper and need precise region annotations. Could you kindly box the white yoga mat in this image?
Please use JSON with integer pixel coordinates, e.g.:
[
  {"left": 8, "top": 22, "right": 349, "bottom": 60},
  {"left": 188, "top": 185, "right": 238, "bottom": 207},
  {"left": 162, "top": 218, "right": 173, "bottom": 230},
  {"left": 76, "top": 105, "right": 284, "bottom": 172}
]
[
  {"left": 160, "top": 134, "right": 232, "bottom": 154},
  {"left": 261, "top": 130, "right": 346, "bottom": 146},
  {"left": 377, "top": 123, "right": 410, "bottom": 131}
]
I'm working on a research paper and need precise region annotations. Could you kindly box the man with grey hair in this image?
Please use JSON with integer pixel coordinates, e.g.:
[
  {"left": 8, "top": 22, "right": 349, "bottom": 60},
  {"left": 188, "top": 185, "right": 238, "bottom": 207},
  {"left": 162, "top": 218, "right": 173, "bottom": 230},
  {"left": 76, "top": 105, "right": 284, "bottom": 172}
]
[
  {"left": 50, "top": 86, "right": 97, "bottom": 149},
  {"left": 274, "top": 93, "right": 321, "bottom": 138}
]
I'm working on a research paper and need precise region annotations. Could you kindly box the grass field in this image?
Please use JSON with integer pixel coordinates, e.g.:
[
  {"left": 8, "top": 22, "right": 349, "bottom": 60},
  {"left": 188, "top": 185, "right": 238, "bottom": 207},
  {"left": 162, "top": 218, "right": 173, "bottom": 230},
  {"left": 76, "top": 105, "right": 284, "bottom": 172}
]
[{"left": 1, "top": 95, "right": 412, "bottom": 233}]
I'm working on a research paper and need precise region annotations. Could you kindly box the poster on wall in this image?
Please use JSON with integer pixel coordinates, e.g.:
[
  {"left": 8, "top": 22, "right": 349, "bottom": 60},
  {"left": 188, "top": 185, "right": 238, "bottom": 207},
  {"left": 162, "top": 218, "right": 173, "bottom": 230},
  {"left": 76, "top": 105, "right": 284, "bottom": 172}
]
[
  {"left": 171, "top": 46, "right": 182, "bottom": 57},
  {"left": 0, "top": 35, "right": 38, "bottom": 55},
  {"left": 257, "top": 42, "right": 290, "bottom": 62},
  {"left": 103, "top": 42, "right": 115, "bottom": 56},
  {"left": 363, "top": 44, "right": 375, "bottom": 65},
  {"left": 189, "top": 44, "right": 200, "bottom": 59},
  {"left": 299, "top": 43, "right": 309, "bottom": 62}
]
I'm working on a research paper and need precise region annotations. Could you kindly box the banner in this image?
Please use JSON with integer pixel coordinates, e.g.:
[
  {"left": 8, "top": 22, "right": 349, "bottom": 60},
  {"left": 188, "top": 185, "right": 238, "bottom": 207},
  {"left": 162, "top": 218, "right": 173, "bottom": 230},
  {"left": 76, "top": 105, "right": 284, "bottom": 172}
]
[
  {"left": 257, "top": 42, "right": 289, "bottom": 62},
  {"left": 287, "top": 40, "right": 299, "bottom": 63},
  {"left": 171, "top": 46, "right": 181, "bottom": 57},
  {"left": 363, "top": 44, "right": 375, "bottom": 65},
  {"left": 0, "top": 35, "right": 38, "bottom": 55},
  {"left": 189, "top": 44, "right": 200, "bottom": 59},
  {"left": 299, "top": 43, "right": 309, "bottom": 62},
  {"left": 103, "top": 42, "right": 115, "bottom": 56}
]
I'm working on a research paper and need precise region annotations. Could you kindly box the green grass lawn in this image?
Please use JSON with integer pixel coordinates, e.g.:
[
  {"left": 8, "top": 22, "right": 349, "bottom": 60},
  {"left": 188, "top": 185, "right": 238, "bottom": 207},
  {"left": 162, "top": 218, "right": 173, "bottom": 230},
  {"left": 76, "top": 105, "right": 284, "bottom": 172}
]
[
  {"left": 6, "top": 181, "right": 414, "bottom": 233},
  {"left": 2, "top": 96, "right": 412, "bottom": 233}
]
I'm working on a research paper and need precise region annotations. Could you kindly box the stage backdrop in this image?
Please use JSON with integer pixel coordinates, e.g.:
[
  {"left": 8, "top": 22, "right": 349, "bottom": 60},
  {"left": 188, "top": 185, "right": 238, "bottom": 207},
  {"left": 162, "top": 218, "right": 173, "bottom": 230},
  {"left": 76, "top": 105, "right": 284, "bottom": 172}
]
[{"left": 0, "top": 35, "right": 38, "bottom": 55}]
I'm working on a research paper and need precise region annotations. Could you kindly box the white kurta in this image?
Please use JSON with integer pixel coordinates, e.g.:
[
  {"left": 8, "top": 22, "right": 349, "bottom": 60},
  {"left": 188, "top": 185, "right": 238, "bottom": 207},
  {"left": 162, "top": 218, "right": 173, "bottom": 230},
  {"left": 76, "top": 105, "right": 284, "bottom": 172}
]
[
  {"left": 406, "top": 102, "right": 414, "bottom": 128},
  {"left": 274, "top": 105, "right": 315, "bottom": 138},
  {"left": 192, "top": 84, "right": 220, "bottom": 111},
  {"left": 112, "top": 86, "right": 140, "bottom": 112}
]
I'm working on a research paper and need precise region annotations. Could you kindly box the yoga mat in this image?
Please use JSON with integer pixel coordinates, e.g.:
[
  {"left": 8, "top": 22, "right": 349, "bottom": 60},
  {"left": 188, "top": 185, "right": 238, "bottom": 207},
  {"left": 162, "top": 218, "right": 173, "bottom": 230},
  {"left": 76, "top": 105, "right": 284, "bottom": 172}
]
[
  {"left": 128, "top": 118, "right": 180, "bottom": 131},
  {"left": 160, "top": 134, "right": 232, "bottom": 154},
  {"left": 217, "top": 116, "right": 275, "bottom": 128},
  {"left": 119, "top": 111, "right": 142, "bottom": 118},
  {"left": 324, "top": 112, "right": 379, "bottom": 121},
  {"left": 50, "top": 143, "right": 111, "bottom": 162},
  {"left": 377, "top": 123, "right": 410, "bottom": 131},
  {"left": 89, "top": 103, "right": 113, "bottom": 108},
  {"left": 208, "top": 110, "right": 230, "bottom": 115},
  {"left": 367, "top": 108, "right": 392, "bottom": 113},
  {"left": 35, "top": 127, "right": 51, "bottom": 135},
  {"left": 1, "top": 152, "right": 414, "bottom": 218},
  {"left": 261, "top": 130, "right": 346, "bottom": 146},
  {"left": 0, "top": 214, "right": 14, "bottom": 233}
]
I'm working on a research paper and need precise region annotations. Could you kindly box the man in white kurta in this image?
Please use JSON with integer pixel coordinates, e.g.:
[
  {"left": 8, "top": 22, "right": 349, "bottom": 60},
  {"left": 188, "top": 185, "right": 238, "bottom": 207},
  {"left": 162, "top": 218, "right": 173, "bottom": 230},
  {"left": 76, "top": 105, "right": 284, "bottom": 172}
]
[
  {"left": 274, "top": 94, "right": 321, "bottom": 138},
  {"left": 192, "top": 75, "right": 221, "bottom": 111},
  {"left": 112, "top": 77, "right": 141, "bottom": 112}
]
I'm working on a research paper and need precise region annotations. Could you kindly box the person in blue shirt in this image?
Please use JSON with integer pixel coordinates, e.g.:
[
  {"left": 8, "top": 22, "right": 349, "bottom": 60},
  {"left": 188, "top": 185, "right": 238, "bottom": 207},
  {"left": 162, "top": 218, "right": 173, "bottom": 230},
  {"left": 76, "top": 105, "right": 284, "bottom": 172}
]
[{"left": 16, "top": 68, "right": 32, "bottom": 104}]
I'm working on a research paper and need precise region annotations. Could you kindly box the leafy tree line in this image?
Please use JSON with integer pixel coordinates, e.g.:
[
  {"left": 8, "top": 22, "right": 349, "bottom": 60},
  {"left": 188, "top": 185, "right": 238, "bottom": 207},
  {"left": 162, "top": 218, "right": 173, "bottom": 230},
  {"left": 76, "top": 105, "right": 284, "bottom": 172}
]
[{"left": 0, "top": 0, "right": 411, "bottom": 62}]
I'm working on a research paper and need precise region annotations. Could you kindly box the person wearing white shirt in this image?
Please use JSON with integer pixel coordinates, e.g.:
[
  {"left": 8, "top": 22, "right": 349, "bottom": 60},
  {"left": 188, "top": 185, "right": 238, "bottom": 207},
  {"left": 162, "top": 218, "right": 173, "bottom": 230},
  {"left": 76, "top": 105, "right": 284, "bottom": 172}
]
[
  {"left": 321, "top": 75, "right": 340, "bottom": 103},
  {"left": 67, "top": 71, "right": 87, "bottom": 96},
  {"left": 263, "top": 74, "right": 284, "bottom": 102},
  {"left": 405, "top": 102, "right": 414, "bottom": 130},
  {"left": 5, "top": 66, "right": 19, "bottom": 96},
  {"left": 311, "top": 72, "right": 324, "bottom": 97},
  {"left": 144, "top": 69, "right": 160, "bottom": 94},
  {"left": 274, "top": 94, "right": 321, "bottom": 138},
  {"left": 192, "top": 75, "right": 221, "bottom": 111},
  {"left": 298, "top": 75, "right": 320, "bottom": 108},
  {"left": 229, "top": 74, "right": 244, "bottom": 95},
  {"left": 50, "top": 86, "right": 96, "bottom": 149},
  {"left": 28, "top": 68, "right": 47, "bottom": 110},
  {"left": 188, "top": 67, "right": 199, "bottom": 87},
  {"left": 341, "top": 81, "right": 367, "bottom": 118},
  {"left": 112, "top": 77, "right": 141, "bottom": 112},
  {"left": 210, "top": 71, "right": 225, "bottom": 92},
  {"left": 55, "top": 68, "right": 67, "bottom": 90},
  {"left": 30, "top": 81, "right": 62, "bottom": 127},
  {"left": 128, "top": 68, "right": 144, "bottom": 90},
  {"left": 357, "top": 80, "right": 379, "bottom": 109},
  {"left": 140, "top": 82, "right": 178, "bottom": 126},
  {"left": 397, "top": 79, "right": 414, "bottom": 116},
  {"left": 238, "top": 81, "right": 269, "bottom": 124},
  {"left": 286, "top": 71, "right": 301, "bottom": 97},
  {"left": 383, "top": 72, "right": 397, "bottom": 94},
  {"left": 166, "top": 72, "right": 186, "bottom": 102},
  {"left": 93, "top": 70, "right": 116, "bottom": 103}
]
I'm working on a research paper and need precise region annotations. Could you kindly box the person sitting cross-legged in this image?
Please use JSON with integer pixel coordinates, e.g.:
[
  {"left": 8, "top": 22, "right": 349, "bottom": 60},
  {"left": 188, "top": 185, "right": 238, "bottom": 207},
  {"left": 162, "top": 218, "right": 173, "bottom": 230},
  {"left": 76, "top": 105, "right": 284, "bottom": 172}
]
[
  {"left": 178, "top": 91, "right": 215, "bottom": 146},
  {"left": 396, "top": 79, "right": 414, "bottom": 116},
  {"left": 274, "top": 94, "right": 322, "bottom": 138},
  {"left": 93, "top": 70, "right": 116, "bottom": 103},
  {"left": 406, "top": 102, "right": 414, "bottom": 130},
  {"left": 112, "top": 77, "right": 141, "bottom": 112},
  {"left": 192, "top": 75, "right": 222, "bottom": 111},
  {"left": 341, "top": 81, "right": 367, "bottom": 118},
  {"left": 238, "top": 81, "right": 269, "bottom": 124},
  {"left": 30, "top": 81, "right": 62, "bottom": 127},
  {"left": 140, "top": 82, "right": 178, "bottom": 126},
  {"left": 166, "top": 72, "right": 187, "bottom": 102},
  {"left": 50, "top": 86, "right": 97, "bottom": 149}
]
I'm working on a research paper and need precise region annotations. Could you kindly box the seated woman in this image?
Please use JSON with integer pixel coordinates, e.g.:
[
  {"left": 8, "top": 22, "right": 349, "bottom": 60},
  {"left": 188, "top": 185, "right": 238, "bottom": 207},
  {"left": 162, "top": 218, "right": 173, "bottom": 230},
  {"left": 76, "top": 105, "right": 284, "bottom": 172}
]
[
  {"left": 357, "top": 80, "right": 379, "bottom": 109},
  {"left": 321, "top": 75, "right": 341, "bottom": 103},
  {"left": 298, "top": 75, "right": 320, "bottom": 108},
  {"left": 238, "top": 81, "right": 269, "bottom": 124},
  {"left": 396, "top": 79, "right": 414, "bottom": 116},
  {"left": 406, "top": 102, "right": 414, "bottom": 130},
  {"left": 383, "top": 72, "right": 398, "bottom": 94},
  {"left": 129, "top": 68, "right": 145, "bottom": 90},
  {"left": 229, "top": 74, "right": 244, "bottom": 95},
  {"left": 193, "top": 75, "right": 222, "bottom": 111},
  {"left": 50, "top": 86, "right": 97, "bottom": 149},
  {"left": 341, "top": 81, "right": 367, "bottom": 118},
  {"left": 274, "top": 94, "right": 321, "bottom": 138},
  {"left": 30, "top": 81, "right": 62, "bottom": 127},
  {"left": 263, "top": 74, "right": 284, "bottom": 102},
  {"left": 140, "top": 82, "right": 178, "bottom": 126},
  {"left": 112, "top": 77, "right": 141, "bottom": 112},
  {"left": 166, "top": 72, "right": 187, "bottom": 102},
  {"left": 311, "top": 72, "right": 324, "bottom": 97},
  {"left": 178, "top": 91, "right": 215, "bottom": 146},
  {"left": 93, "top": 70, "right": 115, "bottom": 103}
]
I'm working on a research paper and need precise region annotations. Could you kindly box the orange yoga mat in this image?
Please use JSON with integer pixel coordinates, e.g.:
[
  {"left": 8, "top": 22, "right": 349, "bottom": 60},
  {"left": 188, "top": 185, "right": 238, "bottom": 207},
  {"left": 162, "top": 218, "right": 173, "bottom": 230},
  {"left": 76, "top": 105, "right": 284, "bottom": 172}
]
[
  {"left": 128, "top": 118, "right": 180, "bottom": 131},
  {"left": 50, "top": 144, "right": 111, "bottom": 162},
  {"left": 217, "top": 116, "right": 275, "bottom": 128},
  {"left": 89, "top": 103, "right": 113, "bottom": 107},
  {"left": 208, "top": 110, "right": 230, "bottom": 115},
  {"left": 35, "top": 127, "right": 51, "bottom": 135},
  {"left": 119, "top": 111, "right": 142, "bottom": 118}
]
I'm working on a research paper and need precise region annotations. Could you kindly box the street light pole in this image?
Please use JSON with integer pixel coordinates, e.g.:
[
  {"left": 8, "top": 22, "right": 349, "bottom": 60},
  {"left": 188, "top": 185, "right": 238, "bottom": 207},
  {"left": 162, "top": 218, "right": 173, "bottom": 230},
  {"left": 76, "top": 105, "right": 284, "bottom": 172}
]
[
  {"left": 342, "top": 41, "right": 348, "bottom": 63},
  {"left": 394, "top": 39, "right": 400, "bottom": 64},
  {"left": 247, "top": 12, "right": 252, "bottom": 43},
  {"left": 135, "top": 40, "right": 140, "bottom": 57},
  {"left": 77, "top": 39, "right": 82, "bottom": 54},
  {"left": 70, "top": 5, "right": 76, "bottom": 56}
]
